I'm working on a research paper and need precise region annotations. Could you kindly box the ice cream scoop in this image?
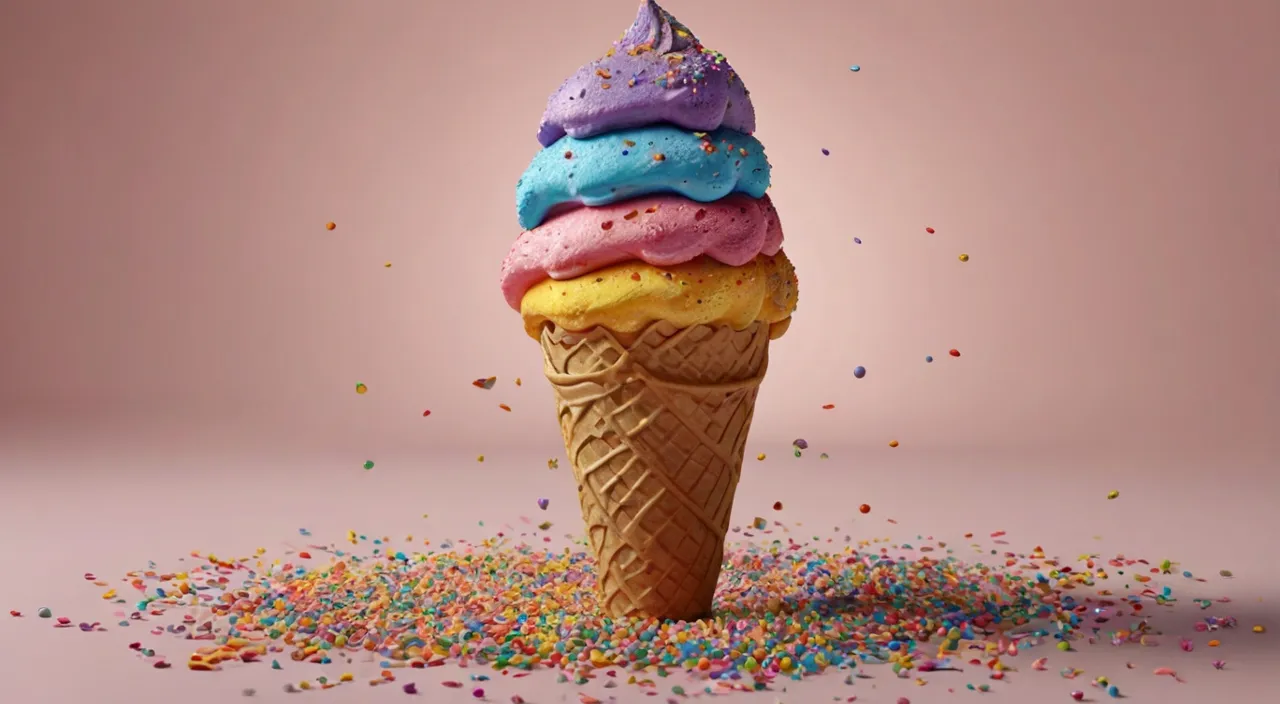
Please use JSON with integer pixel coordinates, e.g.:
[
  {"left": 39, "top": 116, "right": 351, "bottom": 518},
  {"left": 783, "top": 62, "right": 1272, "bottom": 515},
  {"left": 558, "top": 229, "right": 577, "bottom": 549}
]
[
  {"left": 515, "top": 126, "right": 770, "bottom": 230},
  {"left": 535, "top": 0, "right": 754, "bottom": 146},
  {"left": 499, "top": 193, "right": 784, "bottom": 310},
  {"left": 518, "top": 252, "right": 797, "bottom": 339}
]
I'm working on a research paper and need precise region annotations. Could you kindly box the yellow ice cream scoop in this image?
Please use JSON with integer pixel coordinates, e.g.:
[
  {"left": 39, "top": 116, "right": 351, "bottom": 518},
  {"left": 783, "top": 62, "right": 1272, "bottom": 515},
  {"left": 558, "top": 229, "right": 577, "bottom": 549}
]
[{"left": 520, "top": 252, "right": 797, "bottom": 339}]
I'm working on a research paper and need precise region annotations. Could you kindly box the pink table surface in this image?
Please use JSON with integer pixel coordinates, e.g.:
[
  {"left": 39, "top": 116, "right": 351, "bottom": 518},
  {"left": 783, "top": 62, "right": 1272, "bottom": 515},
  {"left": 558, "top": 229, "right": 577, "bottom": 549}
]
[{"left": 1, "top": 430, "right": 1275, "bottom": 704}]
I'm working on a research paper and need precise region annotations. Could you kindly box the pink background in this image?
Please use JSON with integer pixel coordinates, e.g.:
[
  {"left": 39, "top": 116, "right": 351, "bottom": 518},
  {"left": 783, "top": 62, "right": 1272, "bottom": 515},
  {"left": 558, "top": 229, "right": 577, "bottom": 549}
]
[{"left": 1, "top": 1, "right": 1278, "bottom": 703}]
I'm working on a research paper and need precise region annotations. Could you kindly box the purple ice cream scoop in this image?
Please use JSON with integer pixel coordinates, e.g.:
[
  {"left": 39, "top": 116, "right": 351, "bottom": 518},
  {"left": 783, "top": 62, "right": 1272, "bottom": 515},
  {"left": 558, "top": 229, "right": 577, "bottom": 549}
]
[{"left": 535, "top": 0, "right": 756, "bottom": 147}]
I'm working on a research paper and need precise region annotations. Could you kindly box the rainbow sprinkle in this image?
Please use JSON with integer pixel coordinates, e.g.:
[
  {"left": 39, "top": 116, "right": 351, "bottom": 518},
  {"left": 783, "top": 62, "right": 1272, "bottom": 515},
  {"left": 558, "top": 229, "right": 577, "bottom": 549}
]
[{"left": 69, "top": 524, "right": 1240, "bottom": 696}]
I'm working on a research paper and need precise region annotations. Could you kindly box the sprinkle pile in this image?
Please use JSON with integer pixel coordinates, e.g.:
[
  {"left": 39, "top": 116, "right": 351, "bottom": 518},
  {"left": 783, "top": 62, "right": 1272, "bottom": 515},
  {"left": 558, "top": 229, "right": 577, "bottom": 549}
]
[{"left": 48, "top": 525, "right": 1253, "bottom": 698}]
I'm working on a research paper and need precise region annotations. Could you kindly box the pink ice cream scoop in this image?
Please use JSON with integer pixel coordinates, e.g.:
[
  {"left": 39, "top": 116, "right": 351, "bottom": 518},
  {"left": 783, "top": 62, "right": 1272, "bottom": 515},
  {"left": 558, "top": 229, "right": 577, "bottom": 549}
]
[{"left": 499, "top": 193, "right": 784, "bottom": 310}]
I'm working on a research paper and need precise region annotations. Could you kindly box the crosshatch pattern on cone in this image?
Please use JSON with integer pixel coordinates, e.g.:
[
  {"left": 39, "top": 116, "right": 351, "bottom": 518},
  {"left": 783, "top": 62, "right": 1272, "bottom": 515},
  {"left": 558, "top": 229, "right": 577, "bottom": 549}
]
[{"left": 540, "top": 320, "right": 770, "bottom": 621}]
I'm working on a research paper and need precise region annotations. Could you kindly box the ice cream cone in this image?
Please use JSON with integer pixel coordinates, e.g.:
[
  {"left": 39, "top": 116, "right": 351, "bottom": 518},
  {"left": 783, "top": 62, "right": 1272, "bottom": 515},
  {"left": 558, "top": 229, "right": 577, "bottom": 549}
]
[{"left": 540, "top": 319, "right": 769, "bottom": 620}]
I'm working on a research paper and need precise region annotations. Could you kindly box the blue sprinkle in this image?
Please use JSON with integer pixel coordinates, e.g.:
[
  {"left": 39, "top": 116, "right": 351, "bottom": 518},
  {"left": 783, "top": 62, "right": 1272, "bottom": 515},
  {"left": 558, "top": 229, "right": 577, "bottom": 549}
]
[
  {"left": 853, "top": 366, "right": 866, "bottom": 379},
  {"left": 925, "top": 355, "right": 934, "bottom": 363},
  {"left": 850, "top": 65, "right": 861, "bottom": 72},
  {"left": 853, "top": 237, "right": 862, "bottom": 244}
]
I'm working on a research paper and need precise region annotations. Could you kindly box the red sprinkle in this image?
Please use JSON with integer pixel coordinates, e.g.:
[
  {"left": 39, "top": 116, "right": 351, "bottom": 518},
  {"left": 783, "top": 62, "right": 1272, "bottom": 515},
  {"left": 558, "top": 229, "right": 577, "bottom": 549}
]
[
  {"left": 926, "top": 227, "right": 935, "bottom": 233},
  {"left": 298, "top": 552, "right": 311, "bottom": 559},
  {"left": 772, "top": 501, "right": 783, "bottom": 511},
  {"left": 822, "top": 404, "right": 835, "bottom": 410},
  {"left": 601, "top": 221, "right": 613, "bottom": 230},
  {"left": 949, "top": 349, "right": 961, "bottom": 357},
  {"left": 8, "top": 610, "right": 21, "bottom": 617},
  {"left": 422, "top": 410, "right": 431, "bottom": 417}
]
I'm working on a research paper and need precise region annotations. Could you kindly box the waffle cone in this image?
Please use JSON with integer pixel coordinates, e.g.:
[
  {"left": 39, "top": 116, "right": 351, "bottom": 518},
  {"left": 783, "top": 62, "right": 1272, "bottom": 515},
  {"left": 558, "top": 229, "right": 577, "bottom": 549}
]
[{"left": 540, "top": 320, "right": 769, "bottom": 621}]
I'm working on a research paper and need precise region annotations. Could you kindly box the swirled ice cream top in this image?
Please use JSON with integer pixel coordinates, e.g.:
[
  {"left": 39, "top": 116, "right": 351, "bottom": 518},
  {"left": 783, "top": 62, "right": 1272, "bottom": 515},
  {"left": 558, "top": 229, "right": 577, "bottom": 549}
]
[{"left": 535, "top": 0, "right": 755, "bottom": 147}]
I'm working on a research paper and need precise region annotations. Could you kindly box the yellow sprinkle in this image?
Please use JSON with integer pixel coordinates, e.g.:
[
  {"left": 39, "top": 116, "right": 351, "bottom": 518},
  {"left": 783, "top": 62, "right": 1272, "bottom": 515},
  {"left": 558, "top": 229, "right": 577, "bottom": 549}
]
[
  {"left": 355, "top": 383, "right": 368, "bottom": 394},
  {"left": 889, "top": 440, "right": 900, "bottom": 448},
  {"left": 1107, "top": 490, "right": 1119, "bottom": 500},
  {"left": 340, "top": 673, "right": 354, "bottom": 682},
  {"left": 756, "top": 453, "right": 766, "bottom": 461},
  {"left": 1254, "top": 625, "right": 1266, "bottom": 633},
  {"left": 384, "top": 262, "right": 392, "bottom": 268},
  {"left": 547, "top": 458, "right": 558, "bottom": 469},
  {"left": 515, "top": 377, "right": 522, "bottom": 386},
  {"left": 476, "top": 455, "right": 485, "bottom": 462},
  {"left": 101, "top": 589, "right": 116, "bottom": 599},
  {"left": 958, "top": 253, "right": 970, "bottom": 262}
]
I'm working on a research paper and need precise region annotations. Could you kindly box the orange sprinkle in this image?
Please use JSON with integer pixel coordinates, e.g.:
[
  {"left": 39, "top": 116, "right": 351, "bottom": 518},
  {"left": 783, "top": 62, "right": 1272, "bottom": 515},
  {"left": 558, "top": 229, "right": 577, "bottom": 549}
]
[
  {"left": 499, "top": 404, "right": 512, "bottom": 412},
  {"left": 822, "top": 404, "right": 835, "bottom": 410},
  {"left": 325, "top": 222, "right": 336, "bottom": 230},
  {"left": 653, "top": 153, "right": 665, "bottom": 161}
]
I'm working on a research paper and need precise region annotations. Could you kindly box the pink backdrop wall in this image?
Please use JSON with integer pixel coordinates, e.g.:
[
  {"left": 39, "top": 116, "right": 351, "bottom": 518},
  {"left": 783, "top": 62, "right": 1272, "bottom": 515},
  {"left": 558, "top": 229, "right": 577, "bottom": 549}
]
[{"left": 2, "top": 0, "right": 1277, "bottom": 463}]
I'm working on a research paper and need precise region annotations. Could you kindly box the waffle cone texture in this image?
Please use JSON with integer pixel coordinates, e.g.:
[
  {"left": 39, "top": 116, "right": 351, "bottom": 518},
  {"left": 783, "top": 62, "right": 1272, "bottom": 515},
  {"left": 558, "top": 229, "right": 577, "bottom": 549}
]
[{"left": 540, "top": 320, "right": 770, "bottom": 621}]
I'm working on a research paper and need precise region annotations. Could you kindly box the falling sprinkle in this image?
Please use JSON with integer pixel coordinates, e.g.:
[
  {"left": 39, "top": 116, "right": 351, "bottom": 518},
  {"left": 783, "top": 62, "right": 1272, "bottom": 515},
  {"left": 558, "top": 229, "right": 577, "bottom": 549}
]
[
  {"left": 958, "top": 253, "right": 970, "bottom": 262},
  {"left": 821, "top": 148, "right": 830, "bottom": 156},
  {"left": 476, "top": 455, "right": 484, "bottom": 462},
  {"left": 499, "top": 404, "right": 512, "bottom": 412},
  {"left": 355, "top": 383, "right": 368, "bottom": 394},
  {"left": 362, "top": 461, "right": 375, "bottom": 470},
  {"left": 756, "top": 453, "right": 766, "bottom": 460},
  {"left": 537, "top": 521, "right": 552, "bottom": 530},
  {"left": 853, "top": 366, "right": 866, "bottom": 379},
  {"left": 473, "top": 377, "right": 497, "bottom": 390},
  {"left": 384, "top": 262, "right": 392, "bottom": 268},
  {"left": 949, "top": 349, "right": 961, "bottom": 357},
  {"left": 793, "top": 438, "right": 809, "bottom": 450},
  {"left": 325, "top": 222, "right": 336, "bottom": 230},
  {"left": 537, "top": 498, "right": 550, "bottom": 511},
  {"left": 547, "top": 458, "right": 559, "bottom": 469},
  {"left": 859, "top": 504, "right": 871, "bottom": 514},
  {"left": 853, "top": 237, "right": 862, "bottom": 244},
  {"left": 925, "top": 355, "right": 934, "bottom": 363},
  {"left": 772, "top": 501, "right": 783, "bottom": 511},
  {"left": 422, "top": 410, "right": 431, "bottom": 417},
  {"left": 888, "top": 440, "right": 899, "bottom": 448},
  {"left": 926, "top": 227, "right": 935, "bottom": 234},
  {"left": 1107, "top": 490, "right": 1119, "bottom": 500},
  {"left": 822, "top": 404, "right": 835, "bottom": 410},
  {"left": 515, "top": 378, "right": 522, "bottom": 386},
  {"left": 752, "top": 517, "right": 768, "bottom": 530},
  {"left": 850, "top": 65, "right": 861, "bottom": 72}
]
